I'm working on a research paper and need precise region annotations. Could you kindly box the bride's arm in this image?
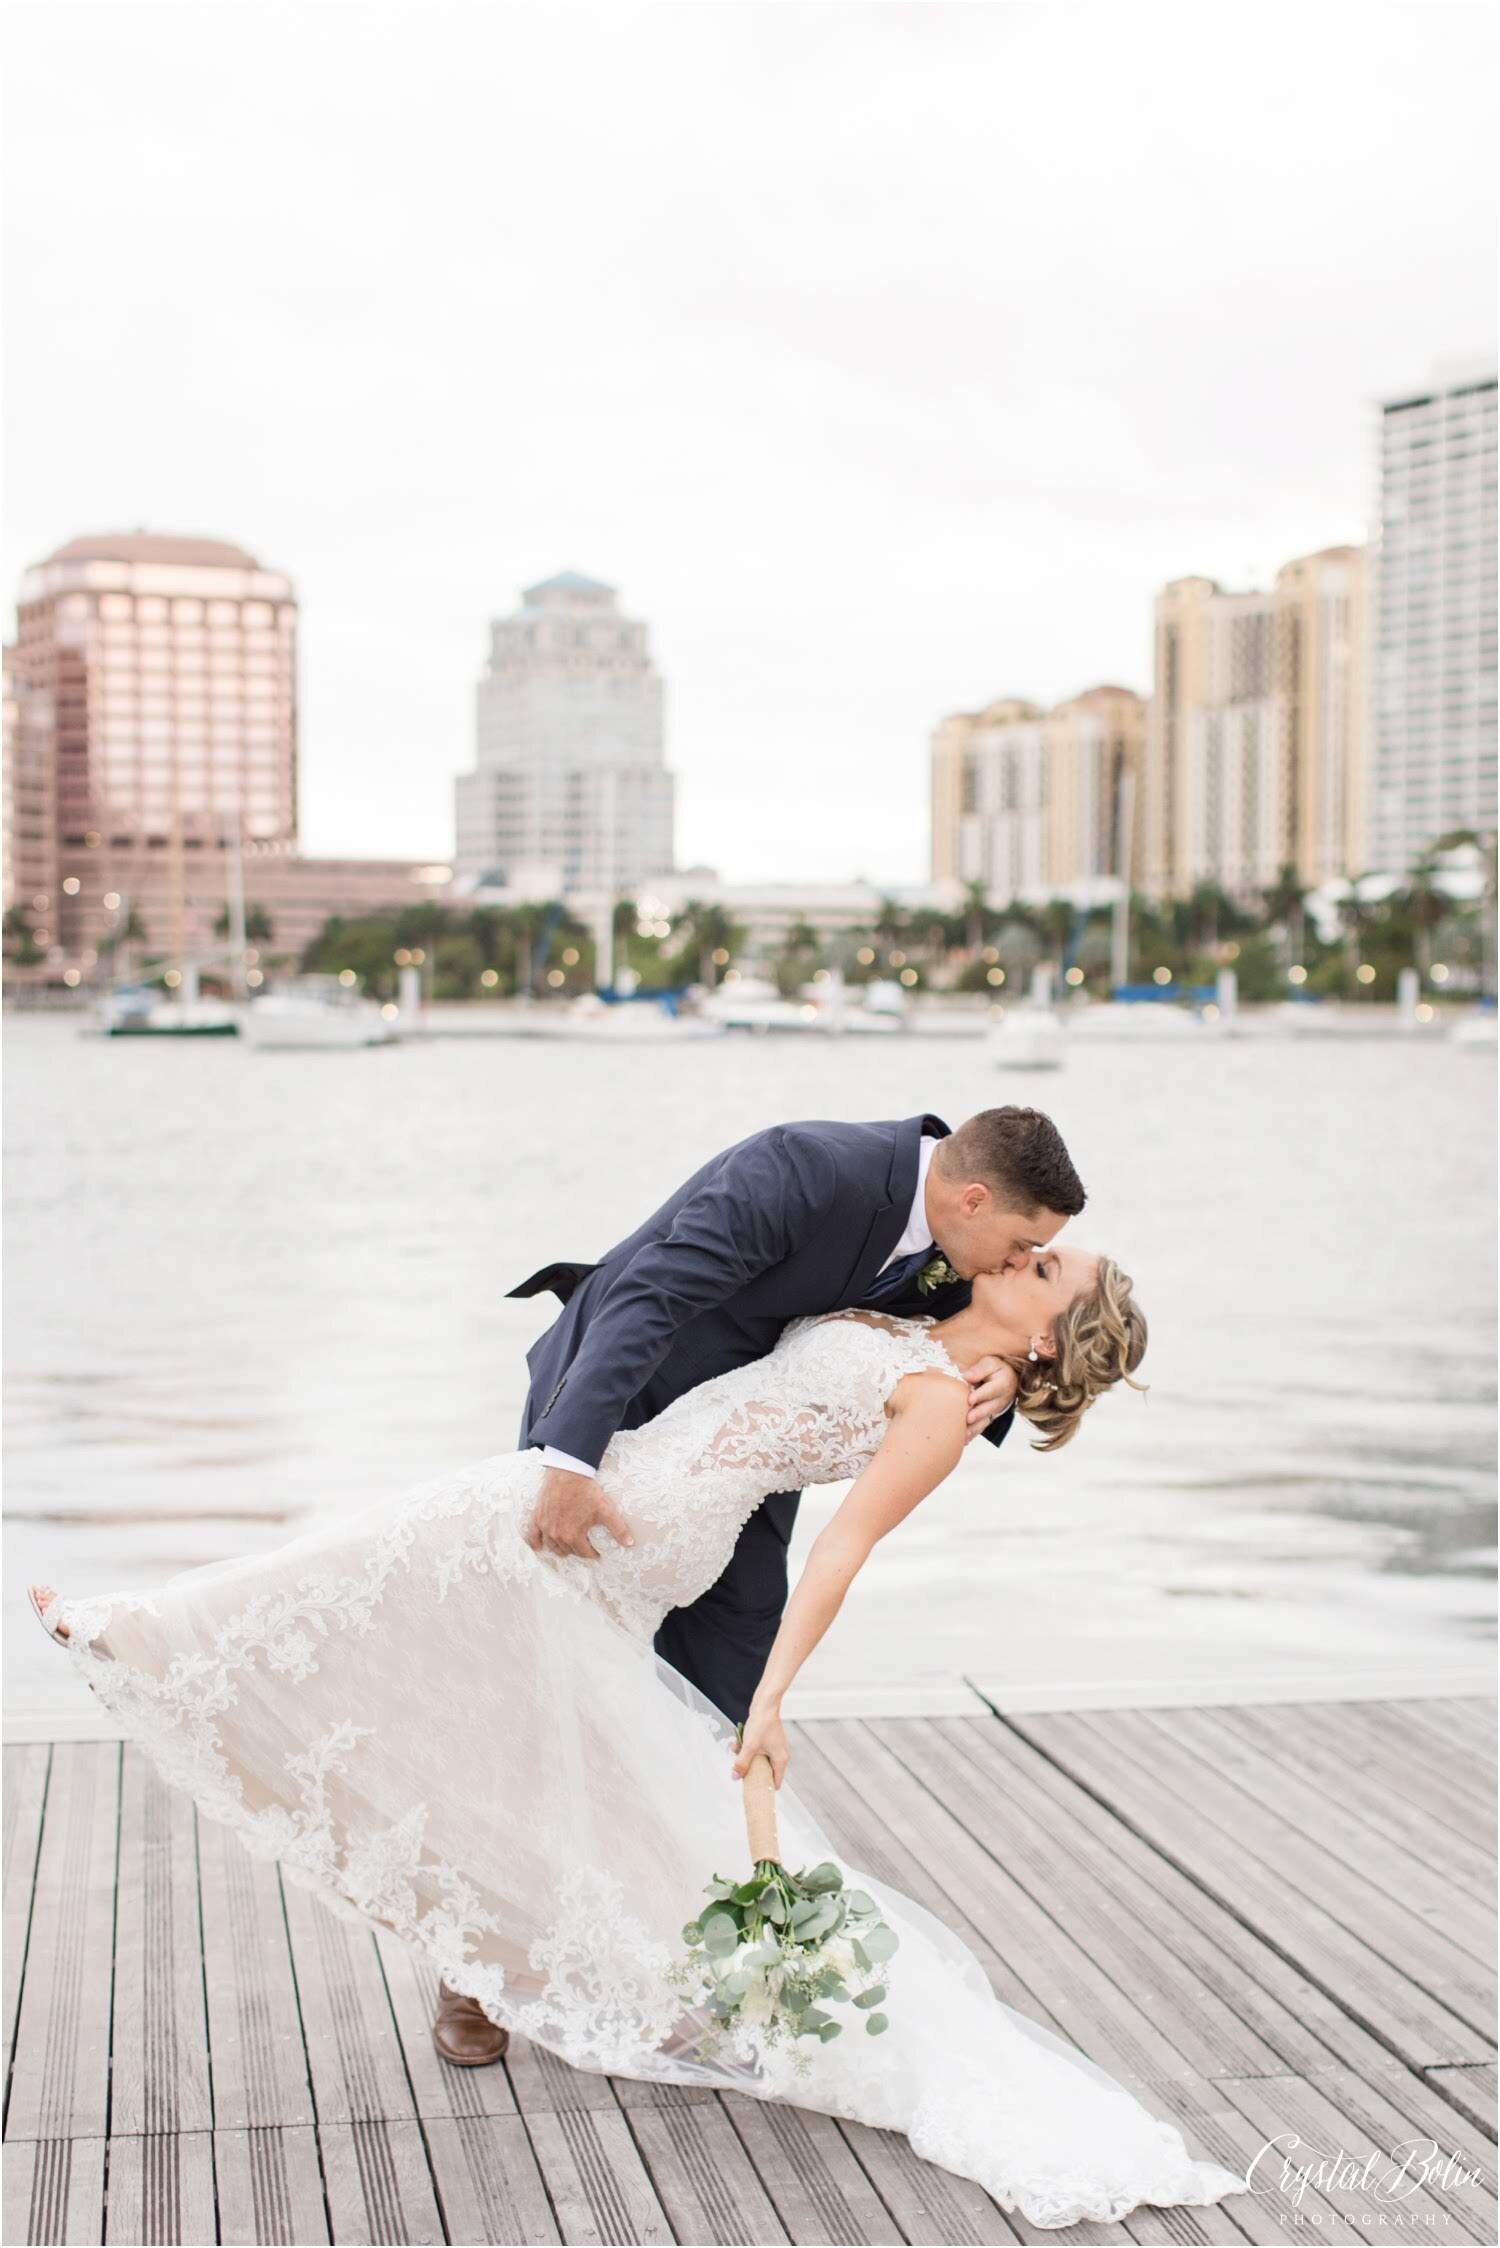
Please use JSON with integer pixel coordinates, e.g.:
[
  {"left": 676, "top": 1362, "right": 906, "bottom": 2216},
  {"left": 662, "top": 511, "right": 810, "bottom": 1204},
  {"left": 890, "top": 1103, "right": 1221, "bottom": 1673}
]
[{"left": 729, "top": 1374, "right": 968, "bottom": 1786}]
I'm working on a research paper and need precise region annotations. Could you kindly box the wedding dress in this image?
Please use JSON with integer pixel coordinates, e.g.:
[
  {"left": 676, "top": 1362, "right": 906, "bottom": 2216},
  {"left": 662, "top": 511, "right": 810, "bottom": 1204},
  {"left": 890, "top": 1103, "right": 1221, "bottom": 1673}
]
[{"left": 48, "top": 1310, "right": 1247, "bottom": 2230}]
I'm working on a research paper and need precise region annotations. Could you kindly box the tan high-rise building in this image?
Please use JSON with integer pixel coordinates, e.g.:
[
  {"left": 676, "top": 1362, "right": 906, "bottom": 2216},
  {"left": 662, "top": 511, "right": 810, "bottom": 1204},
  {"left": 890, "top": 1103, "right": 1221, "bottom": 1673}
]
[
  {"left": 1141, "top": 551, "right": 1366, "bottom": 902},
  {"left": 929, "top": 699, "right": 1049, "bottom": 905},
  {"left": 1044, "top": 686, "right": 1145, "bottom": 892},
  {"left": 930, "top": 688, "right": 1142, "bottom": 903},
  {"left": 1141, "top": 576, "right": 1220, "bottom": 899},
  {"left": 1275, "top": 546, "right": 1366, "bottom": 886}
]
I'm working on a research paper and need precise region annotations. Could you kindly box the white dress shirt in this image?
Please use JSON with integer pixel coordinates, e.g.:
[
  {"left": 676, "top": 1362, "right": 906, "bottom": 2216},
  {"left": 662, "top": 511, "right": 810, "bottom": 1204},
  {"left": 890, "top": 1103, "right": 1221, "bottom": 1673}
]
[{"left": 540, "top": 1134, "right": 941, "bottom": 1479}]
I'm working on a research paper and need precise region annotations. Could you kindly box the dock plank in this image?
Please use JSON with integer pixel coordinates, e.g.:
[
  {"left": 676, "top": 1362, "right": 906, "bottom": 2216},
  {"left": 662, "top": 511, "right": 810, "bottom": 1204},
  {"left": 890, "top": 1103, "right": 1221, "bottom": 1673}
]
[
  {"left": 786, "top": 1722, "right": 1009, "bottom": 1991},
  {"left": 920, "top": 1711, "right": 1433, "bottom": 2085},
  {"left": 1315, "top": 1701, "right": 1498, "bottom": 1838},
  {"left": 626, "top": 2099, "right": 791, "bottom": 2244},
  {"left": 721, "top": 2094, "right": 902, "bottom": 2245},
  {"left": 1011, "top": 1705, "right": 1493, "bottom": 2066},
  {"left": 198, "top": 1823, "right": 315, "bottom": 2130},
  {"left": 1216, "top": 1700, "right": 1496, "bottom": 1905},
  {"left": 1145, "top": 1701, "right": 1495, "bottom": 1964},
  {"left": 6, "top": 1745, "right": 120, "bottom": 2143},
  {"left": 797, "top": 1720, "right": 1077, "bottom": 2027},
  {"left": 421, "top": 2113, "right": 559, "bottom": 2244},
  {"left": 505, "top": 2033, "right": 619, "bottom": 2116},
  {"left": 524, "top": 2106, "right": 674, "bottom": 2244},
  {"left": 886, "top": 1713, "right": 1288, "bottom": 2086},
  {"left": 1426, "top": 2062, "right": 1498, "bottom": 2141},
  {"left": 3, "top": 1744, "right": 50, "bottom": 2094},
  {"left": 103, "top": 2131, "right": 217, "bottom": 2246},
  {"left": 1, "top": 2135, "right": 106, "bottom": 2246},
  {"left": 280, "top": 1882, "right": 414, "bottom": 2126},
  {"left": 214, "top": 2124, "right": 331, "bottom": 2245},
  {"left": 834, "top": 1717, "right": 1221, "bottom": 2091},
  {"left": 110, "top": 1749, "right": 211, "bottom": 2137},
  {"left": 317, "top": 2118, "right": 446, "bottom": 2246},
  {"left": 374, "top": 1929, "right": 519, "bottom": 2120},
  {"left": 833, "top": 2120, "right": 1020, "bottom": 2246}
]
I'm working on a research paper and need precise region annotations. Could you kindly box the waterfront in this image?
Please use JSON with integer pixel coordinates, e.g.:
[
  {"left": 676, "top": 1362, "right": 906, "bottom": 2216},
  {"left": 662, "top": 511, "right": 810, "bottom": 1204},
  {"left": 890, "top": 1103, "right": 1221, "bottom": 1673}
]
[{"left": 5, "top": 1014, "right": 1495, "bottom": 1727}]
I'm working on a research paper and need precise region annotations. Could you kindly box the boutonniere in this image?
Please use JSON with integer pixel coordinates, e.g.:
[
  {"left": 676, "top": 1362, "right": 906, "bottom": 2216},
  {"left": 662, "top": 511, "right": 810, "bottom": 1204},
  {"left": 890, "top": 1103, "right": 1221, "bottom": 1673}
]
[{"left": 916, "top": 1254, "right": 959, "bottom": 1295}]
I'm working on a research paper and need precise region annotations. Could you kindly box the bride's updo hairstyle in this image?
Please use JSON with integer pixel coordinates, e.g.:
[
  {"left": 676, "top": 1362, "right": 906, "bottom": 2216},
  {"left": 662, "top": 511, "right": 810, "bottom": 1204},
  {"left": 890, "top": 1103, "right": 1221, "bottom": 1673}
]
[{"left": 1013, "top": 1256, "right": 1147, "bottom": 1452}]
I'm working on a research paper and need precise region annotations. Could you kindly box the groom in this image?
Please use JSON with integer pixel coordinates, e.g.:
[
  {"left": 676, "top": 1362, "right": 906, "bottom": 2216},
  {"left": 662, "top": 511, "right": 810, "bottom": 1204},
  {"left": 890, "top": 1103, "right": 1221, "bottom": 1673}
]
[{"left": 430, "top": 1105, "right": 1085, "bottom": 2066}]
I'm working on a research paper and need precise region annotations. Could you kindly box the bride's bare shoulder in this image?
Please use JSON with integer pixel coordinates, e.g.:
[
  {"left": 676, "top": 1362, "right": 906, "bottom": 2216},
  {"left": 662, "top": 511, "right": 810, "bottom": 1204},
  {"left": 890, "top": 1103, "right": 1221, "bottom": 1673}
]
[{"left": 887, "top": 1365, "right": 970, "bottom": 1435}]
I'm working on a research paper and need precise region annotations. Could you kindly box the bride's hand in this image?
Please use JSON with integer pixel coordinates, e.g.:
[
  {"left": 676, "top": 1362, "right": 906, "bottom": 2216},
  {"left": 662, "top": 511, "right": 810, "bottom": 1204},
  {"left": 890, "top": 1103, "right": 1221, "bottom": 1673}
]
[
  {"left": 731, "top": 1705, "right": 789, "bottom": 1787},
  {"left": 960, "top": 1354, "right": 1019, "bottom": 1438}
]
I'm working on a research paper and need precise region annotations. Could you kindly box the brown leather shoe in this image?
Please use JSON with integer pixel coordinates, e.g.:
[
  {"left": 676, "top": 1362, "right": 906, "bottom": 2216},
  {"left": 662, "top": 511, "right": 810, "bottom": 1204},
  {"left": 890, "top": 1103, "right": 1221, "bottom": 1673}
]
[{"left": 432, "top": 1980, "right": 509, "bottom": 2067}]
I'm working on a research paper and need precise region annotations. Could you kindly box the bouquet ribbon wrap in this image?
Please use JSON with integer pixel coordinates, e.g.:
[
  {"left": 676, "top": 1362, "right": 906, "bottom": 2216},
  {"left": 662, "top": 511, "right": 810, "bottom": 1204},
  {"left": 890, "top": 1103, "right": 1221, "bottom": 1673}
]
[{"left": 742, "top": 1751, "right": 780, "bottom": 1865}]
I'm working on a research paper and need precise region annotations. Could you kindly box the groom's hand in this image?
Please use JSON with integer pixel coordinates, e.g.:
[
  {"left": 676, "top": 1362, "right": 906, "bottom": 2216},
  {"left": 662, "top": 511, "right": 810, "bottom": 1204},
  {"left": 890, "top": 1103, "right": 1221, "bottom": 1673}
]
[
  {"left": 525, "top": 1468, "right": 635, "bottom": 1561},
  {"left": 960, "top": 1355, "right": 1019, "bottom": 1439}
]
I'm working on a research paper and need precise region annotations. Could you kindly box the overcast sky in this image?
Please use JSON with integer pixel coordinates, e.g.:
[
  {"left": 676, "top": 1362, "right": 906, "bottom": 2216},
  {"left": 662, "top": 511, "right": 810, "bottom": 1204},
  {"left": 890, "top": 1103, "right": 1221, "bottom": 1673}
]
[{"left": 4, "top": 2, "right": 1495, "bottom": 882}]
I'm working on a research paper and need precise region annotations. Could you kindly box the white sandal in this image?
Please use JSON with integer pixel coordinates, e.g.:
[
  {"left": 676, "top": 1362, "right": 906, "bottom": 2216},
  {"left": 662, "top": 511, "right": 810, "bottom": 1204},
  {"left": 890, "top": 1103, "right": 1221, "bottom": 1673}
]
[{"left": 27, "top": 1585, "right": 70, "bottom": 1645}]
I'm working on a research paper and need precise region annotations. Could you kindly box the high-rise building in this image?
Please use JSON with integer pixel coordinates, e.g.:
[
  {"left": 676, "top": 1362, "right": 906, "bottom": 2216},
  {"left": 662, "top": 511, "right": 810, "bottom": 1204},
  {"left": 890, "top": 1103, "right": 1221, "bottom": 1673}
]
[
  {"left": 1141, "top": 551, "right": 1366, "bottom": 902},
  {"left": 456, "top": 570, "right": 676, "bottom": 896},
  {"left": 1368, "top": 364, "right": 1497, "bottom": 874},
  {"left": 1044, "top": 686, "right": 1145, "bottom": 893},
  {"left": 3, "top": 531, "right": 298, "bottom": 961},
  {"left": 929, "top": 699, "right": 1049, "bottom": 905},
  {"left": 1275, "top": 546, "right": 1367, "bottom": 887},
  {"left": 2, "top": 530, "right": 454, "bottom": 973},
  {"left": 930, "top": 688, "right": 1142, "bottom": 904}
]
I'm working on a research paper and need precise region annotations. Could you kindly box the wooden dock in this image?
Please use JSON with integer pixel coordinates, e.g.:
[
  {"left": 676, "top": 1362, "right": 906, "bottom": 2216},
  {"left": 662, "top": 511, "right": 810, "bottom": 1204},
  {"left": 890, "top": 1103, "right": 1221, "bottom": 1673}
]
[{"left": 3, "top": 1696, "right": 1495, "bottom": 2246}]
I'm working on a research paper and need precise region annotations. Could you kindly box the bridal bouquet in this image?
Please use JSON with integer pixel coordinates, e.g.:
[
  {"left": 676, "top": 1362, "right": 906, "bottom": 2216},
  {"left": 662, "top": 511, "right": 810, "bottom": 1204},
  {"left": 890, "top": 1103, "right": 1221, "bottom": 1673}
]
[{"left": 671, "top": 1748, "right": 898, "bottom": 2069}]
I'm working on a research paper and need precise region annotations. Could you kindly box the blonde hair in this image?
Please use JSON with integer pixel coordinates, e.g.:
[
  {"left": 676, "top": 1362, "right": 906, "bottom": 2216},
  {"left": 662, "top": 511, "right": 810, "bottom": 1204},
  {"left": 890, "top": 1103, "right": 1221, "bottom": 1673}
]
[{"left": 1010, "top": 1255, "right": 1147, "bottom": 1452}]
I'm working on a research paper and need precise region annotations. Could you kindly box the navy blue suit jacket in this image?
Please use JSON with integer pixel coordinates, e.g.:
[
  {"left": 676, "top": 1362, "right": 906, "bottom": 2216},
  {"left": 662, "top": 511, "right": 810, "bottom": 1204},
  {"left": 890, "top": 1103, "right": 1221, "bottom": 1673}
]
[{"left": 512, "top": 1111, "right": 1014, "bottom": 1463}]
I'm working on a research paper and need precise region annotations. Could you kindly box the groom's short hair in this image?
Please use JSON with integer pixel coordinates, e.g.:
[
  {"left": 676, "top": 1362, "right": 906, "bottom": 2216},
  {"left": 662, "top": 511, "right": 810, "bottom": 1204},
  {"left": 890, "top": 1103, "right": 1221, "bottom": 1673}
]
[{"left": 939, "top": 1108, "right": 1086, "bottom": 1216}]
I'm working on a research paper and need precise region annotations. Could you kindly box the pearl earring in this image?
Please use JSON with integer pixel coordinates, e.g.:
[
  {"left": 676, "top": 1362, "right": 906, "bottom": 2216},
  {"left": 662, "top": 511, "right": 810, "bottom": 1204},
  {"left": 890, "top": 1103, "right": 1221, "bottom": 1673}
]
[{"left": 1027, "top": 1348, "right": 1039, "bottom": 1362}]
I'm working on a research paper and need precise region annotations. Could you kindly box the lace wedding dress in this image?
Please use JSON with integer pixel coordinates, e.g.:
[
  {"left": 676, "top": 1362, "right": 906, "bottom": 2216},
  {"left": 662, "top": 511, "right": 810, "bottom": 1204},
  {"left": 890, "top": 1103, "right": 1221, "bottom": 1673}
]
[{"left": 47, "top": 1311, "right": 1247, "bottom": 2230}]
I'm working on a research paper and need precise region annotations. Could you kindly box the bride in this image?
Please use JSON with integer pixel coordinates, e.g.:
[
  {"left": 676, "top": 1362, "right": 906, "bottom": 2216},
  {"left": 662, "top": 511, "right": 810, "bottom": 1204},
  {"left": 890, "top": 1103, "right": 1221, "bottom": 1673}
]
[{"left": 32, "top": 1246, "right": 1249, "bottom": 2231}]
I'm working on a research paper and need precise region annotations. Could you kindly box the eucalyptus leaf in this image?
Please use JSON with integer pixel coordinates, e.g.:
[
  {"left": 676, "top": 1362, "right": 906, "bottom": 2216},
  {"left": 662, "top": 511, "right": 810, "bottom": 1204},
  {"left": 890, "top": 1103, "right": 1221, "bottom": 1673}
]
[
  {"left": 801, "top": 1862, "right": 844, "bottom": 1893},
  {"left": 818, "top": 2020, "right": 843, "bottom": 2041},
  {"left": 846, "top": 1892, "right": 876, "bottom": 1917},
  {"left": 702, "top": 1911, "right": 740, "bottom": 1956},
  {"left": 852, "top": 1985, "right": 887, "bottom": 2009},
  {"left": 864, "top": 2012, "right": 890, "bottom": 2035},
  {"left": 860, "top": 1923, "right": 898, "bottom": 1962}
]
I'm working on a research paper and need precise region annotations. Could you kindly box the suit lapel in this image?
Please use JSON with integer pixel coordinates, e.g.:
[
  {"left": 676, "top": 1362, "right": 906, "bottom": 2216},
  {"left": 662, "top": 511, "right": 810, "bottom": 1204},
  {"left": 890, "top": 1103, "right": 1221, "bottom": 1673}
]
[{"left": 839, "top": 1112, "right": 950, "bottom": 1306}]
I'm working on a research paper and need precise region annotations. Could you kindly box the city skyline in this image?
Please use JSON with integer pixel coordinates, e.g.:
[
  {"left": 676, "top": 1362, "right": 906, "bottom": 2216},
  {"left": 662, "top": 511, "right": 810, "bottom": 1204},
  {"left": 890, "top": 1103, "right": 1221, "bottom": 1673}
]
[{"left": 3, "top": 4, "right": 1492, "bottom": 884}]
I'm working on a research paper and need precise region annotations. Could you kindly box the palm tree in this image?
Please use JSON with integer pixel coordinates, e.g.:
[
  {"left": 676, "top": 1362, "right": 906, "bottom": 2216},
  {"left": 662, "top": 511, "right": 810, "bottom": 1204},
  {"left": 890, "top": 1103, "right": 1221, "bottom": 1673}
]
[
  {"left": 675, "top": 899, "right": 743, "bottom": 985},
  {"left": 510, "top": 902, "right": 557, "bottom": 998},
  {"left": 1261, "top": 863, "right": 1308, "bottom": 969},
  {"left": 1401, "top": 852, "right": 1448, "bottom": 980},
  {"left": 774, "top": 918, "right": 821, "bottom": 997},
  {"left": 1339, "top": 873, "right": 1382, "bottom": 989},
  {"left": 2, "top": 905, "right": 43, "bottom": 965},
  {"left": 961, "top": 879, "right": 992, "bottom": 954},
  {"left": 215, "top": 902, "right": 274, "bottom": 940},
  {"left": 873, "top": 896, "right": 908, "bottom": 954},
  {"left": 1185, "top": 879, "right": 1238, "bottom": 953},
  {"left": 1037, "top": 897, "right": 1075, "bottom": 968},
  {"left": 1432, "top": 828, "right": 1498, "bottom": 997}
]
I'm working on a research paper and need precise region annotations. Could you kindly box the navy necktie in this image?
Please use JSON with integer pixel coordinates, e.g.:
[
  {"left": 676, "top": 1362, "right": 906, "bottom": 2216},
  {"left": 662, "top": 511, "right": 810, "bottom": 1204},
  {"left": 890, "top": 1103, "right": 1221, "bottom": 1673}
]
[{"left": 860, "top": 1244, "right": 937, "bottom": 1309}]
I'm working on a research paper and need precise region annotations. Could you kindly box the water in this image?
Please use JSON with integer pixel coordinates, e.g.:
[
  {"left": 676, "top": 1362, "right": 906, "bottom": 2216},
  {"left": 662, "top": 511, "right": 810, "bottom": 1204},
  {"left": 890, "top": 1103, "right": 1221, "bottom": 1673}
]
[{"left": 5, "top": 1014, "right": 1495, "bottom": 1726}]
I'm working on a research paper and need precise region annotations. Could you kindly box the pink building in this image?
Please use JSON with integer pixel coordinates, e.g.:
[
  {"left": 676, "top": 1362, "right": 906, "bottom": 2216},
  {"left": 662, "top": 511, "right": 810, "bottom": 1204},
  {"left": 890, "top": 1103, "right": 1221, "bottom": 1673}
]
[{"left": 4, "top": 532, "right": 450, "bottom": 973}]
